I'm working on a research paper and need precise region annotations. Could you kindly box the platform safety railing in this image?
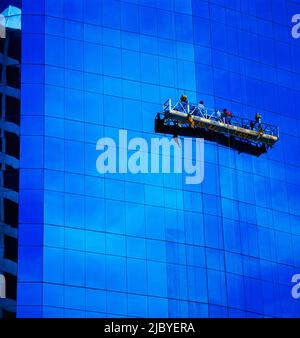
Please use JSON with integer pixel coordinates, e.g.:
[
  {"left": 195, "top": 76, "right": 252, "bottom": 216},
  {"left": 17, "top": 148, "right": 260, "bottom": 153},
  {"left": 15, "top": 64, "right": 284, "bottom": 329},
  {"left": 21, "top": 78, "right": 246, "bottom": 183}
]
[{"left": 162, "top": 98, "right": 279, "bottom": 138}]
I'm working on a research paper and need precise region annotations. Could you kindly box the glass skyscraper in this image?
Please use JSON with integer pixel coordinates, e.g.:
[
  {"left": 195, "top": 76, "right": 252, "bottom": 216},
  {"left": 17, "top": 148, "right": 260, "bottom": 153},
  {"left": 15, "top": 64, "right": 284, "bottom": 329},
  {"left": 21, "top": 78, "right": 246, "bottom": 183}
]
[
  {"left": 12, "top": 0, "right": 300, "bottom": 318},
  {"left": 0, "top": 1, "right": 21, "bottom": 317}
]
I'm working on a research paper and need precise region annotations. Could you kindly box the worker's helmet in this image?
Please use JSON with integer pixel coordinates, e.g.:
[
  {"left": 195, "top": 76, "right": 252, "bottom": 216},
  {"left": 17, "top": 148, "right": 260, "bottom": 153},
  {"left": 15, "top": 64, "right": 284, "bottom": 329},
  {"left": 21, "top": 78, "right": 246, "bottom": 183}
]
[
  {"left": 199, "top": 100, "right": 204, "bottom": 104},
  {"left": 181, "top": 95, "right": 187, "bottom": 102}
]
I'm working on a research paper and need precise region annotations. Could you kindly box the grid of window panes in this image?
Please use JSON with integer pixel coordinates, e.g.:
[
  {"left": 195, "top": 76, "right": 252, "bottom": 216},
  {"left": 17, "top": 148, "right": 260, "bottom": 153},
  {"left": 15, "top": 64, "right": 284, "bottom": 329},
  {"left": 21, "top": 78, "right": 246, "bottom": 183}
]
[{"left": 17, "top": 0, "right": 300, "bottom": 318}]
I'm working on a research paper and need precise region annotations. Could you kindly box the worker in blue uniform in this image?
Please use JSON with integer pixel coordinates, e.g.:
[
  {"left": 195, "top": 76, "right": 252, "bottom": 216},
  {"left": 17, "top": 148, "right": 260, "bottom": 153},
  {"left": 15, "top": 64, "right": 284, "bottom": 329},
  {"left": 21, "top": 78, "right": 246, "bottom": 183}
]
[
  {"left": 179, "top": 94, "right": 189, "bottom": 113},
  {"left": 198, "top": 100, "right": 206, "bottom": 117}
]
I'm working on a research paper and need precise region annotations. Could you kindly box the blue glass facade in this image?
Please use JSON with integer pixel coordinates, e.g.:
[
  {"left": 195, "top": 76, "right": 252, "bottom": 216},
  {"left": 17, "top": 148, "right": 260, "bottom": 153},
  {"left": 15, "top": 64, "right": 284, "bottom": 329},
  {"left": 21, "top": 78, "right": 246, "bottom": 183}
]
[{"left": 17, "top": 0, "right": 300, "bottom": 318}]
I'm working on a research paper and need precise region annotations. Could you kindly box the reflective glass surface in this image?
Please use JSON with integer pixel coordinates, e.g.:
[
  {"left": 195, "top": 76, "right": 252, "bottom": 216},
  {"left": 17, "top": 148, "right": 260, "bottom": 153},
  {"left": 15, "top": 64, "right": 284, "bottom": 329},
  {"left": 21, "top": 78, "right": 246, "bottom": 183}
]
[{"left": 18, "top": 0, "right": 300, "bottom": 318}]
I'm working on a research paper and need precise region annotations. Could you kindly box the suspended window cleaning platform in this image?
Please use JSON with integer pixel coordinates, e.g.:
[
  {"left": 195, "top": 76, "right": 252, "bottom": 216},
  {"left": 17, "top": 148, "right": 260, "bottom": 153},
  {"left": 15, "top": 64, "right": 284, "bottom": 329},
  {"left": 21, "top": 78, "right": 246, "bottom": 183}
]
[{"left": 155, "top": 98, "right": 279, "bottom": 157}]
